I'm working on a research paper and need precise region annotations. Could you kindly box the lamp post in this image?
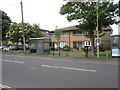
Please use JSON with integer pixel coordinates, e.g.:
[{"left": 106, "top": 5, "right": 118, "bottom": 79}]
[
  {"left": 118, "top": 0, "right": 120, "bottom": 35},
  {"left": 96, "top": 0, "right": 99, "bottom": 58},
  {"left": 20, "top": 0, "right": 26, "bottom": 54}
]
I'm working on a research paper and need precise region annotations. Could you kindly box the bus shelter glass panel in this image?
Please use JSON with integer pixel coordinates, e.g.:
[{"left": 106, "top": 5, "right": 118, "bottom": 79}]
[
  {"left": 30, "top": 39, "right": 37, "bottom": 53},
  {"left": 37, "top": 39, "right": 43, "bottom": 49},
  {"left": 44, "top": 39, "right": 50, "bottom": 49},
  {"left": 31, "top": 39, "right": 37, "bottom": 49}
]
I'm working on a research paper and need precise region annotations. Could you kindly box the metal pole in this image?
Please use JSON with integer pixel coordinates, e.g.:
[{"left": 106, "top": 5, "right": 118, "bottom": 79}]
[
  {"left": 20, "top": 0, "right": 26, "bottom": 54},
  {"left": 96, "top": 0, "right": 99, "bottom": 58},
  {"left": 118, "top": 0, "right": 120, "bottom": 35}
]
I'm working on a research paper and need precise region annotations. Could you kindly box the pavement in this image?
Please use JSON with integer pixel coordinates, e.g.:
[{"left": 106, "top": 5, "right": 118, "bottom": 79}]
[{"left": 2, "top": 53, "right": 119, "bottom": 65}]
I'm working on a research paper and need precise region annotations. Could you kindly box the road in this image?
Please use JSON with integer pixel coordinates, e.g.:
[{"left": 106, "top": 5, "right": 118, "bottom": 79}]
[{"left": 1, "top": 53, "right": 118, "bottom": 88}]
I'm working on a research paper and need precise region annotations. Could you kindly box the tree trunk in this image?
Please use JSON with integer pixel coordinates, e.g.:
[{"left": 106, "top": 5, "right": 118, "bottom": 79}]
[{"left": 90, "top": 35, "right": 96, "bottom": 55}]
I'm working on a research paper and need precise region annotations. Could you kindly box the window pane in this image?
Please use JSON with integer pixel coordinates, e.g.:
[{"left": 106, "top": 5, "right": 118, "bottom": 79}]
[{"left": 112, "top": 37, "right": 119, "bottom": 46}]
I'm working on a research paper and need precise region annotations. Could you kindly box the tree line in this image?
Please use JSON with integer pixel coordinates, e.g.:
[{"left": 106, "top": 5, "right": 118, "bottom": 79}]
[{"left": 0, "top": 10, "right": 44, "bottom": 45}]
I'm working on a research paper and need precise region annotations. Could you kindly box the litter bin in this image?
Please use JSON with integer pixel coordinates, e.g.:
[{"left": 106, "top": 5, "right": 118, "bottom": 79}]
[{"left": 84, "top": 46, "right": 89, "bottom": 57}]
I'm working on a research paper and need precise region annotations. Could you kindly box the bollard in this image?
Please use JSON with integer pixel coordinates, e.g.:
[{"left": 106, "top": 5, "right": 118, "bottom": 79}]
[
  {"left": 52, "top": 50, "right": 54, "bottom": 56},
  {"left": 58, "top": 50, "right": 60, "bottom": 56},
  {"left": 106, "top": 52, "right": 109, "bottom": 59},
  {"left": 18, "top": 50, "right": 20, "bottom": 54},
  {"left": 85, "top": 52, "right": 88, "bottom": 57},
  {"left": 66, "top": 51, "right": 68, "bottom": 57},
  {"left": 84, "top": 46, "right": 88, "bottom": 57}
]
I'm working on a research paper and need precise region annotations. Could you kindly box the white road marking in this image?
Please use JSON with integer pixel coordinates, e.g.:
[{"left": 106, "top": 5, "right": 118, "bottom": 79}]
[
  {"left": 13, "top": 61, "right": 25, "bottom": 64},
  {"left": 41, "top": 65, "right": 96, "bottom": 72},
  {"left": 2, "top": 60, "right": 13, "bottom": 62},
  {"left": 1, "top": 59, "right": 25, "bottom": 64},
  {"left": 42, "top": 65, "right": 60, "bottom": 68},
  {"left": 0, "top": 84, "right": 12, "bottom": 88}
]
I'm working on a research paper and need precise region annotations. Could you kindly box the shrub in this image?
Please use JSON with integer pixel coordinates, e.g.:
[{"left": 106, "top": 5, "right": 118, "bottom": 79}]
[
  {"left": 99, "top": 44, "right": 105, "bottom": 52},
  {"left": 55, "top": 47, "right": 61, "bottom": 51},
  {"left": 62, "top": 46, "right": 71, "bottom": 51}
]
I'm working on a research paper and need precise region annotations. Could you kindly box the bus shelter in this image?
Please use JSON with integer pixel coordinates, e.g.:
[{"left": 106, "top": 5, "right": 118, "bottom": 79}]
[
  {"left": 30, "top": 38, "right": 51, "bottom": 54},
  {"left": 111, "top": 34, "right": 120, "bottom": 58}
]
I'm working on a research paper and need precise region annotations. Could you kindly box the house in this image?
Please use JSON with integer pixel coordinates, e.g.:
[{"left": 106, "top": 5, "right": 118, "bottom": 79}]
[
  {"left": 40, "top": 29, "right": 49, "bottom": 37},
  {"left": 49, "top": 25, "right": 112, "bottom": 50}
]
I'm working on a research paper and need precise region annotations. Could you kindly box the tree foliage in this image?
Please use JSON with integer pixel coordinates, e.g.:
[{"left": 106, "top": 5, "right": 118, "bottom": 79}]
[
  {"left": 0, "top": 10, "right": 12, "bottom": 41},
  {"left": 33, "top": 24, "right": 45, "bottom": 37},
  {"left": 54, "top": 27, "right": 62, "bottom": 47},
  {"left": 54, "top": 28, "right": 62, "bottom": 41},
  {"left": 6, "top": 22, "right": 44, "bottom": 44},
  {"left": 60, "top": 2, "right": 119, "bottom": 55}
]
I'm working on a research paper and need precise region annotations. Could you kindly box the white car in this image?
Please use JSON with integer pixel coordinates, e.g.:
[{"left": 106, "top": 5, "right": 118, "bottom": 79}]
[
  {"left": 3, "top": 47, "right": 10, "bottom": 51},
  {"left": 0, "top": 45, "right": 10, "bottom": 51}
]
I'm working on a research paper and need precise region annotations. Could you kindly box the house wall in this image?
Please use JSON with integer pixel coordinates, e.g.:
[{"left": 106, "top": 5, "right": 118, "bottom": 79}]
[
  {"left": 50, "top": 30, "right": 111, "bottom": 50},
  {"left": 100, "top": 31, "right": 111, "bottom": 50},
  {"left": 50, "top": 31, "right": 91, "bottom": 49}
]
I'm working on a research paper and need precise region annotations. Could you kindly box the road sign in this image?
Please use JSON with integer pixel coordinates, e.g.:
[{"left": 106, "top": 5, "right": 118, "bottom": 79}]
[{"left": 96, "top": 39, "right": 100, "bottom": 45}]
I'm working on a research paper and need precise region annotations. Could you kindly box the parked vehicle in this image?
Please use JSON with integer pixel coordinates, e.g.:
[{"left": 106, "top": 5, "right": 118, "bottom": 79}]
[
  {"left": 3, "top": 46, "right": 10, "bottom": 51},
  {"left": 0, "top": 45, "right": 10, "bottom": 51},
  {"left": 0, "top": 45, "right": 8, "bottom": 50},
  {"left": 15, "top": 45, "right": 29, "bottom": 50},
  {"left": 8, "top": 46, "right": 16, "bottom": 50}
]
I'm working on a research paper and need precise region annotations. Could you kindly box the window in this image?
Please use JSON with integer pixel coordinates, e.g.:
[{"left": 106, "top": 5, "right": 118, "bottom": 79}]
[
  {"left": 73, "top": 42, "right": 83, "bottom": 48},
  {"left": 112, "top": 36, "right": 120, "bottom": 47},
  {"left": 60, "top": 42, "right": 68, "bottom": 48},
  {"left": 83, "top": 32, "right": 88, "bottom": 35},
  {"left": 61, "top": 32, "right": 67, "bottom": 36},
  {"left": 84, "top": 41, "right": 91, "bottom": 46},
  {"left": 73, "top": 31, "right": 82, "bottom": 35}
]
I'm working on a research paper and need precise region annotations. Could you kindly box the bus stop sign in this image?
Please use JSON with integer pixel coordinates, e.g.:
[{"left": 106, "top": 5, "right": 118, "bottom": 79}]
[{"left": 96, "top": 39, "right": 100, "bottom": 45}]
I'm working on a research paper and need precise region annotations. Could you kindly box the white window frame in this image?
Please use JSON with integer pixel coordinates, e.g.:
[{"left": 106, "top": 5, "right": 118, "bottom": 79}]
[
  {"left": 84, "top": 41, "right": 91, "bottom": 46},
  {"left": 60, "top": 42, "right": 68, "bottom": 48},
  {"left": 73, "top": 31, "right": 82, "bottom": 35}
]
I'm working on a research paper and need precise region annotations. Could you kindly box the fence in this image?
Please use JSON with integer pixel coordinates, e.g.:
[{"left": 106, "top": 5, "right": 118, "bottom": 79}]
[{"left": 51, "top": 50, "right": 112, "bottom": 58}]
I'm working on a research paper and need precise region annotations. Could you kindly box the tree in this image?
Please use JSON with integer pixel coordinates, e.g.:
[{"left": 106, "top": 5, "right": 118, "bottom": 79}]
[
  {"left": 33, "top": 24, "right": 45, "bottom": 37},
  {"left": 6, "top": 22, "right": 44, "bottom": 45},
  {"left": 0, "top": 10, "right": 12, "bottom": 41},
  {"left": 60, "top": 2, "right": 119, "bottom": 55},
  {"left": 54, "top": 27, "right": 62, "bottom": 48}
]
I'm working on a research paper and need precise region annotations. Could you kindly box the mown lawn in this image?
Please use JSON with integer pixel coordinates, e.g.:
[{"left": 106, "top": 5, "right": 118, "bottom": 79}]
[
  {"left": 1, "top": 50, "right": 112, "bottom": 59},
  {"left": 50, "top": 50, "right": 112, "bottom": 58}
]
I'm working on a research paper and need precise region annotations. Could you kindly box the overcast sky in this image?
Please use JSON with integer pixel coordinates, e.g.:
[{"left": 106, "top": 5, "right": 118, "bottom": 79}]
[{"left": 0, "top": 0, "right": 119, "bottom": 34}]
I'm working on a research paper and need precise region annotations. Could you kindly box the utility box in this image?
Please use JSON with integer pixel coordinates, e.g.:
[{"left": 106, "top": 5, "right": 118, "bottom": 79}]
[{"left": 30, "top": 38, "right": 51, "bottom": 54}]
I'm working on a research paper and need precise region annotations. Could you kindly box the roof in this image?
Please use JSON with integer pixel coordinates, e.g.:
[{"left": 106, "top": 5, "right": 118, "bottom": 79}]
[
  {"left": 30, "top": 37, "right": 50, "bottom": 40},
  {"left": 49, "top": 25, "right": 79, "bottom": 33},
  {"left": 40, "top": 29, "right": 49, "bottom": 32},
  {"left": 102, "top": 26, "right": 112, "bottom": 31},
  {"left": 61, "top": 25, "right": 79, "bottom": 31},
  {"left": 49, "top": 25, "right": 112, "bottom": 33}
]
